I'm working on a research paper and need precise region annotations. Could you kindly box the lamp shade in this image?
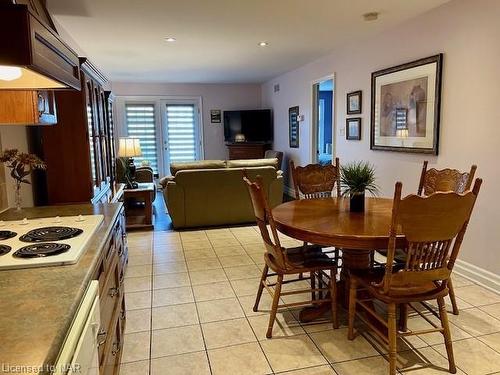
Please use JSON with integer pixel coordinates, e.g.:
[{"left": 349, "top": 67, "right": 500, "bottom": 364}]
[{"left": 118, "top": 138, "right": 142, "bottom": 157}]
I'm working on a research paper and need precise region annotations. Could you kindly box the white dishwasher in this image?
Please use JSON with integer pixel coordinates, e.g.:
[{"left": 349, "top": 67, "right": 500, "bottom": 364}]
[{"left": 54, "top": 280, "right": 101, "bottom": 375}]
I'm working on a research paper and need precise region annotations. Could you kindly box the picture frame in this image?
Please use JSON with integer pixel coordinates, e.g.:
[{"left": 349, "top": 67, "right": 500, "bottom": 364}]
[
  {"left": 210, "top": 109, "right": 221, "bottom": 123},
  {"left": 347, "top": 90, "right": 362, "bottom": 115},
  {"left": 289, "top": 106, "right": 300, "bottom": 148},
  {"left": 370, "top": 54, "right": 443, "bottom": 155},
  {"left": 346, "top": 118, "right": 361, "bottom": 140}
]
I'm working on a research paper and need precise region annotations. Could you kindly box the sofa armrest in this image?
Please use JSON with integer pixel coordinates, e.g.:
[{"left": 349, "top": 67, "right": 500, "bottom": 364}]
[
  {"left": 268, "top": 173, "right": 284, "bottom": 208},
  {"left": 164, "top": 182, "right": 186, "bottom": 228},
  {"left": 159, "top": 175, "right": 175, "bottom": 189}
]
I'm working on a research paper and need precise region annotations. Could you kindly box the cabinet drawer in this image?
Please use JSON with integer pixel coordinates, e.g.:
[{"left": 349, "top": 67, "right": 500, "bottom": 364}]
[
  {"left": 101, "top": 317, "right": 122, "bottom": 375},
  {"left": 98, "top": 257, "right": 122, "bottom": 363}
]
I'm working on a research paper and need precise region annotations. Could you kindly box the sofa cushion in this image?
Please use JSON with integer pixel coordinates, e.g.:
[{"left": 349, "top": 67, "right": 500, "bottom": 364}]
[
  {"left": 226, "top": 158, "right": 278, "bottom": 169},
  {"left": 170, "top": 160, "right": 226, "bottom": 175}
]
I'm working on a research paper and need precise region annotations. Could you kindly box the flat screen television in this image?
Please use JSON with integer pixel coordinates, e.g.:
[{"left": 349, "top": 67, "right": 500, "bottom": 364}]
[{"left": 223, "top": 109, "right": 273, "bottom": 143}]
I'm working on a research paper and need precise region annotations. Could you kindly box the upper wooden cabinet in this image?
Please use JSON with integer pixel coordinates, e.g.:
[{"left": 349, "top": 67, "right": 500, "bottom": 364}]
[
  {"left": 0, "top": 3, "right": 80, "bottom": 90},
  {"left": 0, "top": 90, "right": 57, "bottom": 125},
  {"left": 10, "top": 0, "right": 56, "bottom": 30},
  {"left": 29, "top": 58, "right": 117, "bottom": 206}
]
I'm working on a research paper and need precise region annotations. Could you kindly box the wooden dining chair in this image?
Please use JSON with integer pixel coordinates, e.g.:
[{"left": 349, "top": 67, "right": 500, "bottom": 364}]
[
  {"left": 243, "top": 174, "right": 339, "bottom": 338},
  {"left": 417, "top": 161, "right": 477, "bottom": 315},
  {"left": 290, "top": 158, "right": 342, "bottom": 288},
  {"left": 377, "top": 161, "right": 477, "bottom": 315},
  {"left": 290, "top": 158, "right": 341, "bottom": 199},
  {"left": 348, "top": 179, "right": 482, "bottom": 375}
]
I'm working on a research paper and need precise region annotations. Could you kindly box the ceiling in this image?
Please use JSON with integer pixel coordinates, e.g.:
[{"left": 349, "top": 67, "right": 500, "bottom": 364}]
[{"left": 48, "top": 0, "right": 449, "bottom": 84}]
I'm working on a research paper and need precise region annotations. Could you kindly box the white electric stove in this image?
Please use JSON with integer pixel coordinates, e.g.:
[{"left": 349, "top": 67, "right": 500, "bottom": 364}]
[{"left": 0, "top": 214, "right": 104, "bottom": 270}]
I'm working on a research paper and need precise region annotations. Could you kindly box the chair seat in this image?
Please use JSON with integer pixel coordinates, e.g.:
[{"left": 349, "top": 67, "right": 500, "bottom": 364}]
[
  {"left": 265, "top": 245, "right": 336, "bottom": 274},
  {"left": 350, "top": 267, "right": 448, "bottom": 303}
]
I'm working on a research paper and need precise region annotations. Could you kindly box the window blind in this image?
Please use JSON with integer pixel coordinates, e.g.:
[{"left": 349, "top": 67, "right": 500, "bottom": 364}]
[
  {"left": 166, "top": 104, "right": 197, "bottom": 163},
  {"left": 125, "top": 104, "right": 158, "bottom": 173}
]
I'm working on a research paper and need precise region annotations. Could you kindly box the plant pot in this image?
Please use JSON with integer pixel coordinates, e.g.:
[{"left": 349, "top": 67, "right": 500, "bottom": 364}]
[{"left": 349, "top": 191, "right": 365, "bottom": 212}]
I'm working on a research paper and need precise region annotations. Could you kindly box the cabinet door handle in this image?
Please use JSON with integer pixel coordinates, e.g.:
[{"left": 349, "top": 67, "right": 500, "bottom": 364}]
[
  {"left": 109, "top": 287, "right": 119, "bottom": 297},
  {"left": 97, "top": 329, "right": 107, "bottom": 347}
]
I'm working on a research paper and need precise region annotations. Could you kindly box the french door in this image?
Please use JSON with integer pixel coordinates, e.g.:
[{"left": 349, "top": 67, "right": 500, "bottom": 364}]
[{"left": 160, "top": 100, "right": 202, "bottom": 175}]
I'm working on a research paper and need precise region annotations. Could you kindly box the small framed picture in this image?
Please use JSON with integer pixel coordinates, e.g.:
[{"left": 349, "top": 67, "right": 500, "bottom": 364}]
[
  {"left": 210, "top": 109, "right": 221, "bottom": 123},
  {"left": 346, "top": 118, "right": 361, "bottom": 140},
  {"left": 289, "top": 106, "right": 300, "bottom": 148},
  {"left": 347, "top": 90, "right": 362, "bottom": 115}
]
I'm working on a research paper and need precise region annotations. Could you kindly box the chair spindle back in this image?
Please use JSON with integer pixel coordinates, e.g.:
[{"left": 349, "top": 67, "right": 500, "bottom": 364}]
[
  {"left": 290, "top": 158, "right": 341, "bottom": 199},
  {"left": 383, "top": 179, "right": 482, "bottom": 293},
  {"left": 243, "top": 173, "right": 288, "bottom": 269},
  {"left": 418, "top": 161, "right": 477, "bottom": 196}
]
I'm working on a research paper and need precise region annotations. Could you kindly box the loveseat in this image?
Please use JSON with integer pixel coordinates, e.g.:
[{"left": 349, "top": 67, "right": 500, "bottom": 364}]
[{"left": 159, "top": 159, "right": 283, "bottom": 228}]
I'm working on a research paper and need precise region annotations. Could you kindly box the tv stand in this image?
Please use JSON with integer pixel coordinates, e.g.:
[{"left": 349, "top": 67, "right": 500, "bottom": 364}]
[{"left": 227, "top": 142, "right": 270, "bottom": 160}]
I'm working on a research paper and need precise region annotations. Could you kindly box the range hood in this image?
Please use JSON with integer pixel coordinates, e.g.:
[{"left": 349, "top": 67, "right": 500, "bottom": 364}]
[{"left": 0, "top": 2, "right": 80, "bottom": 90}]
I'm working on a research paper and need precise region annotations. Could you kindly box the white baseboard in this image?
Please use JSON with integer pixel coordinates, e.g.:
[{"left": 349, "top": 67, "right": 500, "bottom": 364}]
[{"left": 454, "top": 259, "right": 500, "bottom": 295}]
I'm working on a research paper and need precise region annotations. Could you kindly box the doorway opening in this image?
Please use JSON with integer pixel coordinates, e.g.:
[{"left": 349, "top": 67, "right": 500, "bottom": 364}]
[{"left": 312, "top": 77, "right": 334, "bottom": 165}]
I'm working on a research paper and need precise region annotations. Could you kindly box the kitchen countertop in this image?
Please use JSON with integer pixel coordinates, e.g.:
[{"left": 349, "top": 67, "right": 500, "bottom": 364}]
[{"left": 0, "top": 203, "right": 123, "bottom": 375}]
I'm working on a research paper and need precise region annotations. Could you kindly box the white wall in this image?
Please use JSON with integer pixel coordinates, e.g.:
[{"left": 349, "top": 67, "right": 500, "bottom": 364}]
[
  {"left": 261, "top": 0, "right": 500, "bottom": 276},
  {"left": 111, "top": 82, "right": 262, "bottom": 161}
]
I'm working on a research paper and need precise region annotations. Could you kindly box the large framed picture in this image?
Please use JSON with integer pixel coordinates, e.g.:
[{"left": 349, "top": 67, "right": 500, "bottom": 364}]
[
  {"left": 370, "top": 54, "right": 443, "bottom": 154},
  {"left": 289, "top": 106, "right": 300, "bottom": 148}
]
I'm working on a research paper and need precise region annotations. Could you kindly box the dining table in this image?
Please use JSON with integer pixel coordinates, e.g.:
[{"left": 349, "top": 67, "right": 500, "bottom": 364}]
[{"left": 272, "top": 196, "right": 406, "bottom": 322}]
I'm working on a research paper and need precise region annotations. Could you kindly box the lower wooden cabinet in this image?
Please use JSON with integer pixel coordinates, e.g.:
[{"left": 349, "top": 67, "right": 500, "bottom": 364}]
[
  {"left": 94, "top": 207, "right": 127, "bottom": 375},
  {"left": 227, "top": 142, "right": 270, "bottom": 159}
]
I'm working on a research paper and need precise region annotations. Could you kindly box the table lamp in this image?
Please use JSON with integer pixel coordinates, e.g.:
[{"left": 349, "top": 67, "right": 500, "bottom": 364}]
[{"left": 118, "top": 137, "right": 142, "bottom": 188}]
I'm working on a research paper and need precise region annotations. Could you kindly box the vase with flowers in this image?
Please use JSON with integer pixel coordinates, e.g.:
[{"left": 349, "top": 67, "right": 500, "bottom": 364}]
[{"left": 0, "top": 149, "right": 46, "bottom": 211}]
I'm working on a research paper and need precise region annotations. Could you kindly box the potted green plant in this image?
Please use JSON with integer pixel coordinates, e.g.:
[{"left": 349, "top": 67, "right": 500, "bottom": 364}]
[
  {"left": 0, "top": 149, "right": 46, "bottom": 210},
  {"left": 340, "top": 161, "right": 379, "bottom": 212}
]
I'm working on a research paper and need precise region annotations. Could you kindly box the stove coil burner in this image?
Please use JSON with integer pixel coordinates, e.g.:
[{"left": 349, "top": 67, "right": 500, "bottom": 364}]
[
  {"left": 19, "top": 226, "right": 83, "bottom": 242},
  {"left": 0, "top": 231, "right": 17, "bottom": 240},
  {"left": 0, "top": 245, "right": 11, "bottom": 256},
  {"left": 13, "top": 243, "right": 71, "bottom": 258}
]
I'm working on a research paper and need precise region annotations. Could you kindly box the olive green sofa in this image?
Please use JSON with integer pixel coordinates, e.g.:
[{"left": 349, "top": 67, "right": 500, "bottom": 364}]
[{"left": 160, "top": 159, "right": 283, "bottom": 229}]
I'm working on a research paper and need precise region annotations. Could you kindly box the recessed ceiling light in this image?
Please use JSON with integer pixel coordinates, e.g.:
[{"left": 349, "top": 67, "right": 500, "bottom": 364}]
[
  {"left": 258, "top": 41, "right": 269, "bottom": 47},
  {"left": 165, "top": 37, "right": 177, "bottom": 42},
  {"left": 363, "top": 12, "right": 379, "bottom": 21}
]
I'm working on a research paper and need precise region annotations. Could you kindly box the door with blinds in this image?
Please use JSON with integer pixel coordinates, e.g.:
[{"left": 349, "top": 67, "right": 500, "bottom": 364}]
[
  {"left": 124, "top": 103, "right": 159, "bottom": 174},
  {"left": 161, "top": 101, "right": 202, "bottom": 174}
]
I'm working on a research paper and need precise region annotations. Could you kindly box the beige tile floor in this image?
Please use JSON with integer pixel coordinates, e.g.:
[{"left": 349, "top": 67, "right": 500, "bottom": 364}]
[{"left": 120, "top": 227, "right": 500, "bottom": 375}]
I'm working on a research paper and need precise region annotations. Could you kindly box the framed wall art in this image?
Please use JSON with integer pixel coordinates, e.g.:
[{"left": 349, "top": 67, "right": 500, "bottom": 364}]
[
  {"left": 370, "top": 54, "right": 443, "bottom": 154},
  {"left": 346, "top": 117, "right": 361, "bottom": 140},
  {"left": 347, "top": 90, "right": 362, "bottom": 115},
  {"left": 210, "top": 109, "right": 221, "bottom": 123},
  {"left": 289, "top": 106, "right": 299, "bottom": 148}
]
